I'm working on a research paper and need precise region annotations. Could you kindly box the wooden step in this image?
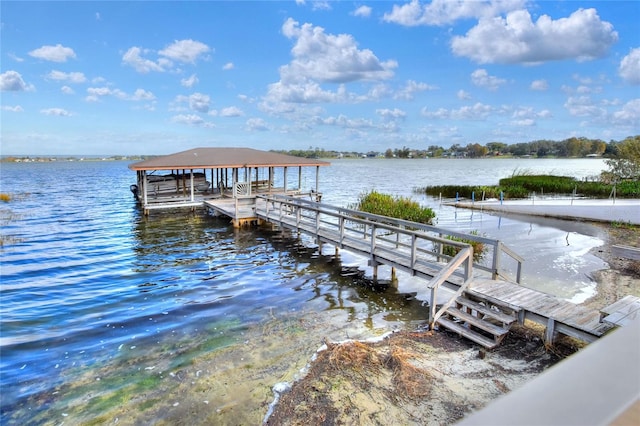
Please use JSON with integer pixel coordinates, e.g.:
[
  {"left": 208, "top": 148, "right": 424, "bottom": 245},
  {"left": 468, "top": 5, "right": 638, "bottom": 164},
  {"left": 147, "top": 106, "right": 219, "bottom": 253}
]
[
  {"left": 436, "top": 317, "right": 498, "bottom": 349},
  {"left": 456, "top": 296, "right": 516, "bottom": 325},
  {"left": 446, "top": 307, "right": 510, "bottom": 337}
]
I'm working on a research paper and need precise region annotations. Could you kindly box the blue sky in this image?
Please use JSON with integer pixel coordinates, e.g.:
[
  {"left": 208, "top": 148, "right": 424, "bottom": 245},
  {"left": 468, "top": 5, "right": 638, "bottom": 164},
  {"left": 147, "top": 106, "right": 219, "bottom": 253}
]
[{"left": 1, "top": 1, "right": 639, "bottom": 156}]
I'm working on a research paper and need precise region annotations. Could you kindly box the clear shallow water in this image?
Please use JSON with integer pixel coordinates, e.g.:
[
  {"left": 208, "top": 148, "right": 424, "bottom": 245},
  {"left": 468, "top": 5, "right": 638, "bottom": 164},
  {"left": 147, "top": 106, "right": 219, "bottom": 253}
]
[{"left": 0, "top": 158, "right": 609, "bottom": 424}]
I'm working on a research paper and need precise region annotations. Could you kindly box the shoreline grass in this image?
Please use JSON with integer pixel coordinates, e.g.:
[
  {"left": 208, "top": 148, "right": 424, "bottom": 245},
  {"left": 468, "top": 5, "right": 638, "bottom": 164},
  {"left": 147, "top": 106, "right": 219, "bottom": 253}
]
[
  {"left": 350, "top": 190, "right": 436, "bottom": 224},
  {"left": 414, "top": 175, "right": 640, "bottom": 199}
]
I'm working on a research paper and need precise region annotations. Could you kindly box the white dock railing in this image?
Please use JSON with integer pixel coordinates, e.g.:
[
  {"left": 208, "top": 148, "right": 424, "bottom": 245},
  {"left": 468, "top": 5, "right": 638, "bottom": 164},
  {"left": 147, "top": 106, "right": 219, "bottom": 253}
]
[
  {"left": 256, "top": 194, "right": 524, "bottom": 326},
  {"left": 256, "top": 194, "right": 523, "bottom": 284}
]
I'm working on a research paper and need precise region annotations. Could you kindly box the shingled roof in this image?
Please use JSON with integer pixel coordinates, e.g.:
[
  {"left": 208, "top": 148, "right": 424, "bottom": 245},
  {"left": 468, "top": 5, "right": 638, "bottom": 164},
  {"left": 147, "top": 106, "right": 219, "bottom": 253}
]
[{"left": 129, "top": 147, "right": 330, "bottom": 171}]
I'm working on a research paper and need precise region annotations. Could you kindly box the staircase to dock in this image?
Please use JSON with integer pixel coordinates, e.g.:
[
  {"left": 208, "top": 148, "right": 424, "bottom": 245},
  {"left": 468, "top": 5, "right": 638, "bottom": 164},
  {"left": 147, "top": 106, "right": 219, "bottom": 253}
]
[{"left": 436, "top": 295, "right": 517, "bottom": 349}]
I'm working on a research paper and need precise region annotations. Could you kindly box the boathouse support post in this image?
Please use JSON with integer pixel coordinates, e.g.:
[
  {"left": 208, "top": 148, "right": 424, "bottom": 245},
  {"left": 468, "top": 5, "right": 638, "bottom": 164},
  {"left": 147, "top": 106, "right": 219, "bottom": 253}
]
[
  {"left": 190, "top": 169, "right": 195, "bottom": 202},
  {"left": 315, "top": 166, "right": 320, "bottom": 195},
  {"left": 143, "top": 171, "right": 148, "bottom": 206},
  {"left": 298, "top": 166, "right": 302, "bottom": 192},
  {"left": 269, "top": 167, "right": 274, "bottom": 194},
  {"left": 283, "top": 167, "right": 288, "bottom": 193}
]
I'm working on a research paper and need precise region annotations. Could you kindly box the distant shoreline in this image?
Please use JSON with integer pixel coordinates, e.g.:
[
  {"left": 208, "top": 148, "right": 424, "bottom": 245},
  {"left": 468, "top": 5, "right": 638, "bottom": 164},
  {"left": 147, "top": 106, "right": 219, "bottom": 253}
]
[{"left": 0, "top": 154, "right": 608, "bottom": 163}]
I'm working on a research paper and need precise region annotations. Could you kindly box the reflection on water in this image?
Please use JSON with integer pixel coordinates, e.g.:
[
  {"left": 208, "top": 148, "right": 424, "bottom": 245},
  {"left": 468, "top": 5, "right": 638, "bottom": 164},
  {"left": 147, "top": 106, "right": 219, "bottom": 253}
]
[{"left": 0, "top": 158, "right": 610, "bottom": 424}]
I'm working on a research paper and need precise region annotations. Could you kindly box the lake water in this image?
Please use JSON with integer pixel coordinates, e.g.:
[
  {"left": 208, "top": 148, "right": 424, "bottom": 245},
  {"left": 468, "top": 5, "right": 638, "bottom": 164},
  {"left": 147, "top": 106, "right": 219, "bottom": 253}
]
[{"left": 0, "top": 158, "right": 609, "bottom": 424}]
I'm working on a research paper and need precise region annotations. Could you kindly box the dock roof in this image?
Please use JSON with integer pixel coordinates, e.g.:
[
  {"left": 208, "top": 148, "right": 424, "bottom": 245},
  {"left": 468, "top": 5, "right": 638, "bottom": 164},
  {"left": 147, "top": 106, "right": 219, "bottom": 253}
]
[{"left": 128, "top": 147, "right": 330, "bottom": 171}]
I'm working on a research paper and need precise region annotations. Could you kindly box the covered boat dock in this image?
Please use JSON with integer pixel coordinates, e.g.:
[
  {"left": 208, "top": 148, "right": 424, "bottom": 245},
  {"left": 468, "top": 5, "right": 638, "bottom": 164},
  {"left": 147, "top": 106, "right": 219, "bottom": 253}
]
[{"left": 128, "top": 147, "right": 330, "bottom": 226}]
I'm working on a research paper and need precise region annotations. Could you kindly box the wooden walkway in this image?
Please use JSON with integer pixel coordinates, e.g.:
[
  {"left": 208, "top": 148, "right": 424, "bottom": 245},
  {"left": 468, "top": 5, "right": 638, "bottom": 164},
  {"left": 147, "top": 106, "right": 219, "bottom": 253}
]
[{"left": 251, "top": 194, "right": 629, "bottom": 347}]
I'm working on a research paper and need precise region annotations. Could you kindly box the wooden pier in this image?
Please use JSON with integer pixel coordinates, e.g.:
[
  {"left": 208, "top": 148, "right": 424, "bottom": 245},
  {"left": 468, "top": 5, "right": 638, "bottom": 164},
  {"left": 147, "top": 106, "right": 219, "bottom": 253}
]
[
  {"left": 252, "top": 194, "right": 632, "bottom": 348},
  {"left": 130, "top": 148, "right": 636, "bottom": 349}
]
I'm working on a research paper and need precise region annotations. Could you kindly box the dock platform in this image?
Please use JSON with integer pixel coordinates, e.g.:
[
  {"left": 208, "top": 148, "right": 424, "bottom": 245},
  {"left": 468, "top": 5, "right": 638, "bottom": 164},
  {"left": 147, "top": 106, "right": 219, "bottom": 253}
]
[{"left": 254, "top": 194, "right": 628, "bottom": 347}]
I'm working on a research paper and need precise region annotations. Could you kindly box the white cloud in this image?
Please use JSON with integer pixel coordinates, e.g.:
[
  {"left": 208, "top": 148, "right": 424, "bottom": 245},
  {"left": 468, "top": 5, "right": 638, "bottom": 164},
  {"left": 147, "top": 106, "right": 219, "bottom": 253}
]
[
  {"left": 352, "top": 5, "right": 372, "bottom": 18},
  {"left": 311, "top": 1, "right": 331, "bottom": 11},
  {"left": 421, "top": 102, "right": 493, "bottom": 120},
  {"left": 511, "top": 118, "right": 535, "bottom": 126},
  {"left": 219, "top": 106, "right": 244, "bottom": 117},
  {"left": 61, "top": 85, "right": 74, "bottom": 95},
  {"left": 46, "top": 70, "right": 87, "bottom": 84},
  {"left": 376, "top": 108, "right": 406, "bottom": 120},
  {"left": 394, "top": 80, "right": 436, "bottom": 100},
  {"left": 611, "top": 98, "right": 640, "bottom": 125},
  {"left": 1, "top": 105, "right": 23, "bottom": 112},
  {"left": 0, "top": 70, "right": 32, "bottom": 91},
  {"left": 171, "top": 114, "right": 214, "bottom": 128},
  {"left": 246, "top": 118, "right": 270, "bottom": 131},
  {"left": 181, "top": 74, "right": 199, "bottom": 88},
  {"left": 280, "top": 18, "right": 397, "bottom": 84},
  {"left": 29, "top": 44, "right": 76, "bottom": 62},
  {"left": 188, "top": 93, "right": 210, "bottom": 112},
  {"left": 159, "top": 39, "right": 211, "bottom": 64},
  {"left": 222, "top": 62, "right": 234, "bottom": 71},
  {"left": 131, "top": 88, "right": 156, "bottom": 101},
  {"left": 564, "top": 96, "right": 606, "bottom": 118},
  {"left": 451, "top": 8, "right": 618, "bottom": 64},
  {"left": 457, "top": 89, "right": 471, "bottom": 100},
  {"left": 41, "top": 108, "right": 72, "bottom": 116},
  {"left": 85, "top": 86, "right": 153, "bottom": 102},
  {"left": 263, "top": 18, "right": 398, "bottom": 110},
  {"left": 530, "top": 79, "right": 548, "bottom": 91},
  {"left": 122, "top": 47, "right": 166, "bottom": 73},
  {"left": 317, "top": 114, "right": 375, "bottom": 129},
  {"left": 619, "top": 48, "right": 640, "bottom": 85},
  {"left": 8, "top": 52, "right": 24, "bottom": 62},
  {"left": 264, "top": 80, "right": 343, "bottom": 105},
  {"left": 383, "top": 0, "right": 525, "bottom": 27},
  {"left": 471, "top": 69, "right": 506, "bottom": 90},
  {"left": 512, "top": 106, "right": 551, "bottom": 121}
]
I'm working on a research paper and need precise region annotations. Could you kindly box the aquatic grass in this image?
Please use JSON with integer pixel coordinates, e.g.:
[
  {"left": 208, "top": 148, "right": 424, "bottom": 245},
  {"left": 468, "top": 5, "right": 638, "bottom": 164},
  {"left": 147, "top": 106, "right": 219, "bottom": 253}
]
[
  {"left": 439, "top": 230, "right": 486, "bottom": 262},
  {"left": 611, "top": 220, "right": 638, "bottom": 230},
  {"left": 351, "top": 190, "right": 435, "bottom": 224},
  {"left": 415, "top": 175, "right": 640, "bottom": 199}
]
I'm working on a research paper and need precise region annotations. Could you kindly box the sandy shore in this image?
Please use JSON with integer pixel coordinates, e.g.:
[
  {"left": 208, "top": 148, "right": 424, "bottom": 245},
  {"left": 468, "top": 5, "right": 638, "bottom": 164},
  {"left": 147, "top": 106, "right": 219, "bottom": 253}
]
[{"left": 265, "top": 223, "right": 640, "bottom": 425}]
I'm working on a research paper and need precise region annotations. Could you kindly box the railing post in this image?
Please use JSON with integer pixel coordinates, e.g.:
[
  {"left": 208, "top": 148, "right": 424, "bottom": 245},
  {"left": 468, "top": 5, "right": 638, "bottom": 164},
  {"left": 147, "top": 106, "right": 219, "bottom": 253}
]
[
  {"left": 370, "top": 224, "right": 376, "bottom": 254},
  {"left": 429, "top": 286, "right": 437, "bottom": 329},
  {"left": 411, "top": 234, "right": 417, "bottom": 270},
  {"left": 339, "top": 215, "right": 345, "bottom": 248},
  {"left": 492, "top": 242, "right": 501, "bottom": 280},
  {"left": 465, "top": 247, "right": 473, "bottom": 286}
]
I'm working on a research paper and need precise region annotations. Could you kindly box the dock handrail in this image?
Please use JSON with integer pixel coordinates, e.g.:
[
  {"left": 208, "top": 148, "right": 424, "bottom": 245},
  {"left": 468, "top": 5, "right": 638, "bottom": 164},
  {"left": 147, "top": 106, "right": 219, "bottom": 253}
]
[{"left": 257, "top": 194, "right": 523, "bottom": 284}]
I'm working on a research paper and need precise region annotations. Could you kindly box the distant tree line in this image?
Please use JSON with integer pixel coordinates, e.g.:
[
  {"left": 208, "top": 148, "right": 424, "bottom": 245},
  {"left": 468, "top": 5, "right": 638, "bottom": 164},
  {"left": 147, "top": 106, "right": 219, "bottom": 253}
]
[{"left": 275, "top": 136, "right": 638, "bottom": 161}]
